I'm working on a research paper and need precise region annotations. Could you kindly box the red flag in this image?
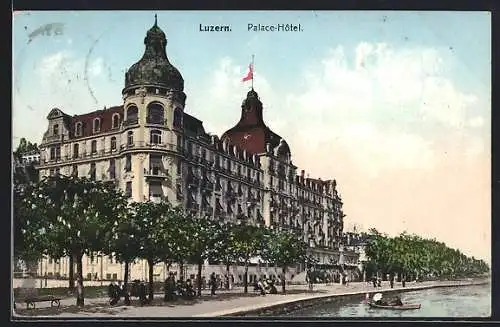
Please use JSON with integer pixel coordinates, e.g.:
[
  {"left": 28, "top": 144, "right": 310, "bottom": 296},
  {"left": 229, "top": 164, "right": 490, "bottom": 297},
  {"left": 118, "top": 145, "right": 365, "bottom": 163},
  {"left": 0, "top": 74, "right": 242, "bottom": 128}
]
[{"left": 242, "top": 63, "right": 253, "bottom": 82}]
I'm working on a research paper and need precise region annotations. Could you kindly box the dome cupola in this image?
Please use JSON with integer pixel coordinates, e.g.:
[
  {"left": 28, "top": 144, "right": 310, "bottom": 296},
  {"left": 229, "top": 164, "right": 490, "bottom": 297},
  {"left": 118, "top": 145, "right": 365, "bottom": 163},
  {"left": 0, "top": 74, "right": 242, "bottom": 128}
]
[{"left": 123, "top": 15, "right": 184, "bottom": 94}]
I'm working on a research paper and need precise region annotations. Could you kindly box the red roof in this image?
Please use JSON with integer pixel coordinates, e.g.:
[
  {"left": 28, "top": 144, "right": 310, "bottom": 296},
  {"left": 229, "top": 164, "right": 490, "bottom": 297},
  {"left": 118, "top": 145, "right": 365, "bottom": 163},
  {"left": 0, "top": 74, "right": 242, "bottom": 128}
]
[
  {"left": 69, "top": 106, "right": 124, "bottom": 139},
  {"left": 221, "top": 89, "right": 286, "bottom": 155}
]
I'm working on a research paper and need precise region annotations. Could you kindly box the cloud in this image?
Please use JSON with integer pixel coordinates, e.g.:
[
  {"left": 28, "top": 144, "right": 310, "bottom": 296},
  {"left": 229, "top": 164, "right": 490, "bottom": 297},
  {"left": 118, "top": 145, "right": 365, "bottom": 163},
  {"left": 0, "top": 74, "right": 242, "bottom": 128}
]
[
  {"left": 193, "top": 42, "right": 487, "bottom": 177},
  {"left": 13, "top": 51, "right": 116, "bottom": 146},
  {"left": 468, "top": 116, "right": 485, "bottom": 128},
  {"left": 189, "top": 42, "right": 490, "bottom": 261}
]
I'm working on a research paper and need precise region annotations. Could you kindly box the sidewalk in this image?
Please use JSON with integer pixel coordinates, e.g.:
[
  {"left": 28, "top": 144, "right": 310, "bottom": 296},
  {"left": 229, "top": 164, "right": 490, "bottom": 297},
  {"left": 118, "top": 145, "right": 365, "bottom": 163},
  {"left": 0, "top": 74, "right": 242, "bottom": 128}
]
[{"left": 13, "top": 279, "right": 488, "bottom": 318}]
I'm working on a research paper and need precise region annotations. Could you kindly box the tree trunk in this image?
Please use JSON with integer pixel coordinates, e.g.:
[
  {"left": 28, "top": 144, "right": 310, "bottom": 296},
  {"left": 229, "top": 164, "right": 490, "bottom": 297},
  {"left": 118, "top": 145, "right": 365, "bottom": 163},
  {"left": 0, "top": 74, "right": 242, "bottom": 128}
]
[
  {"left": 147, "top": 259, "right": 154, "bottom": 302},
  {"left": 226, "top": 263, "right": 230, "bottom": 289},
  {"left": 197, "top": 259, "right": 203, "bottom": 297},
  {"left": 179, "top": 262, "right": 184, "bottom": 279},
  {"left": 244, "top": 262, "right": 249, "bottom": 294},
  {"left": 123, "top": 260, "right": 130, "bottom": 305},
  {"left": 68, "top": 254, "right": 75, "bottom": 291},
  {"left": 282, "top": 266, "right": 287, "bottom": 293},
  {"left": 76, "top": 253, "right": 84, "bottom": 307}
]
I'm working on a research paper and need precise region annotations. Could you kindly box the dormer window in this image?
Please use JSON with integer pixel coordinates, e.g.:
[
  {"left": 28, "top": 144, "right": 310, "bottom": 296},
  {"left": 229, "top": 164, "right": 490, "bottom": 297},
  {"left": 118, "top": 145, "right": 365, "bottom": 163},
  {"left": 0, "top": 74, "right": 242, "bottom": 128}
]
[
  {"left": 75, "top": 122, "right": 83, "bottom": 137},
  {"left": 93, "top": 118, "right": 101, "bottom": 133},
  {"left": 112, "top": 113, "right": 120, "bottom": 129},
  {"left": 53, "top": 124, "right": 59, "bottom": 136}
]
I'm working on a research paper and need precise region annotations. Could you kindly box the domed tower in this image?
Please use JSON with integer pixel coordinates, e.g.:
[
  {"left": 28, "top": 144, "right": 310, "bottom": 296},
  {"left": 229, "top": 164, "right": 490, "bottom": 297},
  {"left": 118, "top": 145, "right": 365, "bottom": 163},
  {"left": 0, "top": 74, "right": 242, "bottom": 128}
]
[
  {"left": 120, "top": 15, "right": 186, "bottom": 203},
  {"left": 122, "top": 15, "right": 186, "bottom": 131},
  {"left": 221, "top": 88, "right": 286, "bottom": 156},
  {"left": 222, "top": 88, "right": 295, "bottom": 228}
]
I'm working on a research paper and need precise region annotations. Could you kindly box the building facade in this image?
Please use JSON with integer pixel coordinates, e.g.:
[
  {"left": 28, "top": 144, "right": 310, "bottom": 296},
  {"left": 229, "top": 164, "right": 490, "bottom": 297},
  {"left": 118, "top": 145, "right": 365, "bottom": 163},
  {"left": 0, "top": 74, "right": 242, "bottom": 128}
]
[{"left": 34, "top": 18, "right": 348, "bottom": 283}]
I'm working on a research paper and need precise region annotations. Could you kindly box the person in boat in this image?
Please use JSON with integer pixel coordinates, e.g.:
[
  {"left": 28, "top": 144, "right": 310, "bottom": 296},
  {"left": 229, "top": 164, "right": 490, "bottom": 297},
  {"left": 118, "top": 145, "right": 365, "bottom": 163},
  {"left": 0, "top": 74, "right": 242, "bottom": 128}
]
[{"left": 389, "top": 296, "right": 403, "bottom": 306}]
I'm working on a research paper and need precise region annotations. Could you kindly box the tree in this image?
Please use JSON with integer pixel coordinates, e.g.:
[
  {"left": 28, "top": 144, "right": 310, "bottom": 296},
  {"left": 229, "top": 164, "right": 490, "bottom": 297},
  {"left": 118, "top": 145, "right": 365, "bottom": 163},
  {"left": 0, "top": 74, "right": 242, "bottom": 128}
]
[
  {"left": 261, "top": 228, "right": 308, "bottom": 293},
  {"left": 186, "top": 216, "right": 220, "bottom": 296},
  {"left": 212, "top": 222, "right": 238, "bottom": 289},
  {"left": 105, "top": 197, "right": 135, "bottom": 305},
  {"left": 364, "top": 229, "right": 490, "bottom": 281},
  {"left": 14, "top": 137, "right": 38, "bottom": 159},
  {"left": 25, "top": 175, "right": 126, "bottom": 306},
  {"left": 13, "top": 180, "right": 48, "bottom": 272},
  {"left": 131, "top": 201, "right": 175, "bottom": 302},
  {"left": 232, "top": 223, "right": 265, "bottom": 293}
]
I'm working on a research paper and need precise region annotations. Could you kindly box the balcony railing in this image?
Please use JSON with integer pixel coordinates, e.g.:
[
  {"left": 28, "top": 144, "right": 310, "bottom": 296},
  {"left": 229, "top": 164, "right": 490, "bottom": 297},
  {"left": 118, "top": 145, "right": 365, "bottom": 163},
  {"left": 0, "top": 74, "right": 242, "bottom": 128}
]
[
  {"left": 146, "top": 116, "right": 165, "bottom": 125},
  {"left": 123, "top": 118, "right": 139, "bottom": 126}
]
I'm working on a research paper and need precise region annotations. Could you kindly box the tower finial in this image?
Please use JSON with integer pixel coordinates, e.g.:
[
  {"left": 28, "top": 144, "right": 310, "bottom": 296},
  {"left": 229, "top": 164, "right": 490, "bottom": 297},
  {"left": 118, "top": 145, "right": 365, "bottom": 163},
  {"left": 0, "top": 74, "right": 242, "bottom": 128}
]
[{"left": 154, "top": 14, "right": 158, "bottom": 26}]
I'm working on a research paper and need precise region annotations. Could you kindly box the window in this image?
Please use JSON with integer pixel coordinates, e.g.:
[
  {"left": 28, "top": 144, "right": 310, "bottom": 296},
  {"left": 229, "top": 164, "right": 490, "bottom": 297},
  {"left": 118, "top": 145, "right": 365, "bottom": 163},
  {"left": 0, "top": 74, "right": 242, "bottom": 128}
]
[
  {"left": 126, "top": 181, "right": 132, "bottom": 197},
  {"left": 53, "top": 124, "right": 59, "bottom": 135},
  {"left": 72, "top": 164, "right": 78, "bottom": 177},
  {"left": 108, "top": 255, "right": 114, "bottom": 264},
  {"left": 150, "top": 130, "right": 162, "bottom": 145},
  {"left": 112, "top": 114, "right": 120, "bottom": 129},
  {"left": 125, "top": 154, "right": 132, "bottom": 172},
  {"left": 50, "top": 147, "right": 56, "bottom": 160},
  {"left": 50, "top": 146, "right": 61, "bottom": 160},
  {"left": 126, "top": 105, "right": 138, "bottom": 123},
  {"left": 109, "top": 159, "right": 116, "bottom": 179},
  {"left": 112, "top": 273, "right": 117, "bottom": 280},
  {"left": 55, "top": 168, "right": 60, "bottom": 176},
  {"left": 73, "top": 143, "right": 79, "bottom": 158},
  {"left": 91, "top": 140, "right": 97, "bottom": 154},
  {"left": 173, "top": 108, "right": 183, "bottom": 128},
  {"left": 75, "top": 122, "right": 83, "bottom": 136},
  {"left": 93, "top": 118, "right": 101, "bottom": 133},
  {"left": 147, "top": 102, "right": 164, "bottom": 124},
  {"left": 106, "top": 273, "right": 111, "bottom": 280},
  {"left": 90, "top": 163, "right": 96, "bottom": 180},
  {"left": 49, "top": 168, "right": 55, "bottom": 176},
  {"left": 110, "top": 137, "right": 117, "bottom": 151},
  {"left": 127, "top": 131, "right": 133, "bottom": 146}
]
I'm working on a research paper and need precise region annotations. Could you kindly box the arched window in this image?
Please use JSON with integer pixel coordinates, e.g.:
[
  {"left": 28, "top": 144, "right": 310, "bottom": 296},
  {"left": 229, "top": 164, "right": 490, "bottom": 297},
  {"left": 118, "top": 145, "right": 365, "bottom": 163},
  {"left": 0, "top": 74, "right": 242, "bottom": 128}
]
[
  {"left": 93, "top": 118, "right": 101, "bottom": 133},
  {"left": 112, "top": 113, "right": 120, "bottom": 129},
  {"left": 147, "top": 103, "right": 164, "bottom": 124},
  {"left": 150, "top": 130, "right": 162, "bottom": 145},
  {"left": 91, "top": 140, "right": 97, "bottom": 154},
  {"left": 75, "top": 122, "right": 83, "bottom": 137},
  {"left": 53, "top": 124, "right": 59, "bottom": 136},
  {"left": 126, "top": 105, "right": 138, "bottom": 124},
  {"left": 127, "top": 131, "right": 134, "bottom": 146},
  {"left": 173, "top": 108, "right": 183, "bottom": 128},
  {"left": 110, "top": 136, "right": 117, "bottom": 150}
]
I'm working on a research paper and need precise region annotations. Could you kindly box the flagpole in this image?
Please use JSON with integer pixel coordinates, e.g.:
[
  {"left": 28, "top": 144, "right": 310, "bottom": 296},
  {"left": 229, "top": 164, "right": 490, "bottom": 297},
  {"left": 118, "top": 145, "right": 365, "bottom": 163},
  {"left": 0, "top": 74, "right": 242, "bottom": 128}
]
[{"left": 251, "top": 54, "right": 255, "bottom": 90}]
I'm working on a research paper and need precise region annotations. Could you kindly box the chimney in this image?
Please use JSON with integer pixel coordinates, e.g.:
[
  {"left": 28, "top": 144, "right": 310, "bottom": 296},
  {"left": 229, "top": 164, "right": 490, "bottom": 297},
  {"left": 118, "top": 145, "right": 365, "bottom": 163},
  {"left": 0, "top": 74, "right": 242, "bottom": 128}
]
[{"left": 301, "top": 170, "right": 305, "bottom": 178}]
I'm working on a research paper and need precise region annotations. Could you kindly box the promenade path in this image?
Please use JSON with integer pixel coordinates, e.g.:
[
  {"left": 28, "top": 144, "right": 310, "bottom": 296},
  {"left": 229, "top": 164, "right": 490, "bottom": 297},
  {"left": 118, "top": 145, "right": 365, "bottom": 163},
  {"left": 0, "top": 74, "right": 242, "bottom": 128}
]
[{"left": 13, "top": 279, "right": 487, "bottom": 318}]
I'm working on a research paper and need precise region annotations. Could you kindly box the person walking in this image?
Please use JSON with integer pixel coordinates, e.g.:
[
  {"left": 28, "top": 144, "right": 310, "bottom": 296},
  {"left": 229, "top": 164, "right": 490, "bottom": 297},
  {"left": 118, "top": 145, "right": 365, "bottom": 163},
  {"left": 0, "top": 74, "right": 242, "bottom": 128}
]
[{"left": 210, "top": 272, "right": 217, "bottom": 296}]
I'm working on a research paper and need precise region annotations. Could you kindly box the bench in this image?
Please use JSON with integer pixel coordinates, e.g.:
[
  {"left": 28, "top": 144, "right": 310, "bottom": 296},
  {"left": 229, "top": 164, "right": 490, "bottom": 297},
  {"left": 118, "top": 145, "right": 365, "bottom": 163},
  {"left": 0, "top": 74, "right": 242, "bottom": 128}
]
[{"left": 17, "top": 295, "right": 61, "bottom": 310}]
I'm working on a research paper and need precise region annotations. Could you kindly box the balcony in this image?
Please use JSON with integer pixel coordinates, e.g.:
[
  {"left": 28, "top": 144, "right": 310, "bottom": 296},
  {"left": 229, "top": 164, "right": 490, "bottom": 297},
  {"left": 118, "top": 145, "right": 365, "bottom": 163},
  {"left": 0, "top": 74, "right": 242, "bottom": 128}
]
[
  {"left": 149, "top": 195, "right": 165, "bottom": 203},
  {"left": 123, "top": 118, "right": 139, "bottom": 127},
  {"left": 44, "top": 135, "right": 63, "bottom": 144},
  {"left": 144, "top": 167, "right": 169, "bottom": 180},
  {"left": 146, "top": 116, "right": 165, "bottom": 126}
]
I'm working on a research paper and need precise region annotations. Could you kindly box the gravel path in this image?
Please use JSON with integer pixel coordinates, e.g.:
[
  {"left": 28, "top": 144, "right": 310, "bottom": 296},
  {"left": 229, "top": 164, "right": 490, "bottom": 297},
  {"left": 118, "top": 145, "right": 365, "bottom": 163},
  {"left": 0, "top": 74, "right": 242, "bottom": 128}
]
[{"left": 13, "top": 279, "right": 488, "bottom": 318}]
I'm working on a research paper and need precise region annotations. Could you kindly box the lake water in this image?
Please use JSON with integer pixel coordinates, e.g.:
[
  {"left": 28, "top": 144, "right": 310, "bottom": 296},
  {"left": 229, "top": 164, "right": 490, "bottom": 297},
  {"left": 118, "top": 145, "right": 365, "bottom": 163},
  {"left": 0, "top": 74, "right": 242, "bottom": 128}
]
[{"left": 280, "top": 283, "right": 491, "bottom": 318}]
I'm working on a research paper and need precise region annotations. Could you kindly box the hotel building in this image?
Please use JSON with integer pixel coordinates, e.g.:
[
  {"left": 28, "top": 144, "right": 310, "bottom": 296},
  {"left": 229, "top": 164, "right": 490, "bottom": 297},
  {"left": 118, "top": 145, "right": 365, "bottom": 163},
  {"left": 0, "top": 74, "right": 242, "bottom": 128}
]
[{"left": 34, "top": 18, "right": 353, "bottom": 283}]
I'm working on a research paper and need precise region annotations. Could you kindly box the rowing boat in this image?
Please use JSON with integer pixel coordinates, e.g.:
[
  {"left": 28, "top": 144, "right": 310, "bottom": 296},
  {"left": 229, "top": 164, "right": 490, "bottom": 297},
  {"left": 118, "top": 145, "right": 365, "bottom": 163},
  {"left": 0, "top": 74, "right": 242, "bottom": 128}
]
[{"left": 368, "top": 302, "right": 421, "bottom": 310}]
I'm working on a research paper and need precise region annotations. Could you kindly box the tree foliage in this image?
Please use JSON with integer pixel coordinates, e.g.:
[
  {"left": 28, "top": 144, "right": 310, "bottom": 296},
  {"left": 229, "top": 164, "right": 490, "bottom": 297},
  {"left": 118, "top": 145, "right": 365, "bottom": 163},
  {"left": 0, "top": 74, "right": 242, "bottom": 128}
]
[
  {"left": 364, "top": 230, "right": 490, "bottom": 280},
  {"left": 261, "top": 227, "right": 308, "bottom": 292}
]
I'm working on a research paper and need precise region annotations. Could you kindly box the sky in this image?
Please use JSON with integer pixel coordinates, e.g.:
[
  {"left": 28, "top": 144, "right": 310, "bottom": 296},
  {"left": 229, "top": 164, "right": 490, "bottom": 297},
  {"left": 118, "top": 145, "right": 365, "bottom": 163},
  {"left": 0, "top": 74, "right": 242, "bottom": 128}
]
[{"left": 12, "top": 11, "right": 491, "bottom": 262}]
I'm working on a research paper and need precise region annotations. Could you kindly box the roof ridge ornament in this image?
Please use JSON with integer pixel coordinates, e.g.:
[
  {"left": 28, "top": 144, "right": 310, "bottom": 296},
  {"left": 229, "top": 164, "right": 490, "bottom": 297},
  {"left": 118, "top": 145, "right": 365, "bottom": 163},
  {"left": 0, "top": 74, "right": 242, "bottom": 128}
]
[{"left": 154, "top": 14, "right": 158, "bottom": 27}]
